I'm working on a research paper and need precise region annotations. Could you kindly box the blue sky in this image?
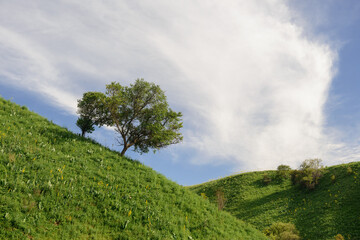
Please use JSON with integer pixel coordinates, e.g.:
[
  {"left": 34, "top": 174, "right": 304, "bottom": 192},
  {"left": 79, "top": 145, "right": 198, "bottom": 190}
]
[{"left": 1, "top": 1, "right": 360, "bottom": 186}]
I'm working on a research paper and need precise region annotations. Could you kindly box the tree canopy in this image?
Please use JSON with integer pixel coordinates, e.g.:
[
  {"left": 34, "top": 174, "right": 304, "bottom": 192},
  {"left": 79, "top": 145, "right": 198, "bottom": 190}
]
[
  {"left": 77, "top": 79, "right": 183, "bottom": 156},
  {"left": 76, "top": 116, "right": 95, "bottom": 137}
]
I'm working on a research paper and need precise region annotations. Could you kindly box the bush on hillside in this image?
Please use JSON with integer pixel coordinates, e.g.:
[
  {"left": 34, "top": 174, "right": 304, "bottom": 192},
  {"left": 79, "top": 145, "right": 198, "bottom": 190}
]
[
  {"left": 290, "top": 170, "right": 301, "bottom": 185},
  {"left": 277, "top": 165, "right": 292, "bottom": 179},
  {"left": 200, "top": 192, "right": 207, "bottom": 200},
  {"left": 334, "top": 234, "right": 345, "bottom": 240},
  {"left": 263, "top": 222, "right": 301, "bottom": 240},
  {"left": 290, "top": 159, "right": 324, "bottom": 190}
]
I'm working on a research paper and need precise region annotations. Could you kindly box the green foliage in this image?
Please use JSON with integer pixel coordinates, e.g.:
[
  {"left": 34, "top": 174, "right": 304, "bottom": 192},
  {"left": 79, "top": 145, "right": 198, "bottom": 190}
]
[
  {"left": 190, "top": 162, "right": 360, "bottom": 240},
  {"left": 347, "top": 167, "right": 353, "bottom": 175},
  {"left": 201, "top": 192, "right": 208, "bottom": 200},
  {"left": 76, "top": 116, "right": 95, "bottom": 137},
  {"left": 299, "top": 158, "right": 323, "bottom": 170},
  {"left": 78, "top": 79, "right": 183, "bottom": 156},
  {"left": 263, "top": 222, "right": 300, "bottom": 240},
  {"left": 77, "top": 91, "right": 108, "bottom": 125},
  {"left": 334, "top": 234, "right": 345, "bottom": 240},
  {"left": 291, "top": 159, "right": 324, "bottom": 190},
  {"left": 0, "top": 97, "right": 266, "bottom": 240},
  {"left": 277, "top": 165, "right": 291, "bottom": 179}
]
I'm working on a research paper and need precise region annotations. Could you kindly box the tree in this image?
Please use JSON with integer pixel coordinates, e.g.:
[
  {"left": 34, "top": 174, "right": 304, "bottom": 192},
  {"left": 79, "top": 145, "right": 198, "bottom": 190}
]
[
  {"left": 76, "top": 116, "right": 95, "bottom": 137},
  {"left": 76, "top": 91, "right": 107, "bottom": 137},
  {"left": 276, "top": 165, "right": 291, "bottom": 179},
  {"left": 77, "top": 79, "right": 183, "bottom": 156},
  {"left": 290, "top": 158, "right": 324, "bottom": 190}
]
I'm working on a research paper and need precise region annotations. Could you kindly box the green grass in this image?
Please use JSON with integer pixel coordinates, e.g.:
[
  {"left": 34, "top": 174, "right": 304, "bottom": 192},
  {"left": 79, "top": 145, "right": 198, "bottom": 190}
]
[
  {"left": 0, "top": 97, "right": 267, "bottom": 239},
  {"left": 189, "top": 163, "right": 360, "bottom": 240}
]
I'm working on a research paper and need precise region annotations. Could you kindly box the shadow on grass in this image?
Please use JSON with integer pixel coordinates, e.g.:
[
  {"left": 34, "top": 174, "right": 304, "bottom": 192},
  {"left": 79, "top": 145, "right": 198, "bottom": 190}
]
[{"left": 35, "top": 121, "right": 139, "bottom": 164}]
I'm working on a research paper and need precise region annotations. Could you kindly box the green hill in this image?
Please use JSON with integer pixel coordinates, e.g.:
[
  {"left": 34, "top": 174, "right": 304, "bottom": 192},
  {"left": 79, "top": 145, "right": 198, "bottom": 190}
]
[
  {"left": 0, "top": 97, "right": 266, "bottom": 240},
  {"left": 189, "top": 162, "right": 360, "bottom": 240}
]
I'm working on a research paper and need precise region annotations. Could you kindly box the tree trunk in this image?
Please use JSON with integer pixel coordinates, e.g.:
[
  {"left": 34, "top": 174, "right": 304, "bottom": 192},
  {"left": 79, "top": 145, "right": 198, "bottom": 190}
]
[
  {"left": 120, "top": 146, "right": 128, "bottom": 156},
  {"left": 81, "top": 130, "right": 85, "bottom": 137}
]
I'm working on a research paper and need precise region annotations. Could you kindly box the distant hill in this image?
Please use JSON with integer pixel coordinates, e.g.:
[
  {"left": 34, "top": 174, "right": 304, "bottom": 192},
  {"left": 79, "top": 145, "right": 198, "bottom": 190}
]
[
  {"left": 189, "top": 162, "right": 360, "bottom": 240},
  {"left": 0, "top": 97, "right": 267, "bottom": 239}
]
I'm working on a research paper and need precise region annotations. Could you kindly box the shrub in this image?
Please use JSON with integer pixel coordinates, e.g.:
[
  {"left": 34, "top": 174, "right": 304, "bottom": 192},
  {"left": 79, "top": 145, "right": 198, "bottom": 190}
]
[
  {"left": 277, "top": 165, "right": 291, "bottom": 179},
  {"left": 278, "top": 231, "right": 301, "bottom": 240},
  {"left": 347, "top": 167, "right": 353, "bottom": 175},
  {"left": 263, "top": 222, "right": 301, "bottom": 240},
  {"left": 299, "top": 158, "right": 323, "bottom": 170},
  {"left": 290, "top": 159, "right": 324, "bottom": 190},
  {"left": 334, "top": 234, "right": 345, "bottom": 240},
  {"left": 200, "top": 192, "right": 207, "bottom": 200},
  {"left": 290, "top": 170, "right": 302, "bottom": 185},
  {"left": 263, "top": 173, "right": 272, "bottom": 185}
]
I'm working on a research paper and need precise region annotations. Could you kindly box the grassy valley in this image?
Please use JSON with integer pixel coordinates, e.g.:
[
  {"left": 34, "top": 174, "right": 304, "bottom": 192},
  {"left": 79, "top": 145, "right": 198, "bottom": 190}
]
[
  {"left": 0, "top": 97, "right": 266, "bottom": 239},
  {"left": 189, "top": 162, "right": 360, "bottom": 240}
]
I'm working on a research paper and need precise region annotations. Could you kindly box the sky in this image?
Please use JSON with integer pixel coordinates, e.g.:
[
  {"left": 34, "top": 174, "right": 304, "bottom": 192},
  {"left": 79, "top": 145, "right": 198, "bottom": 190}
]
[{"left": 0, "top": 0, "right": 360, "bottom": 186}]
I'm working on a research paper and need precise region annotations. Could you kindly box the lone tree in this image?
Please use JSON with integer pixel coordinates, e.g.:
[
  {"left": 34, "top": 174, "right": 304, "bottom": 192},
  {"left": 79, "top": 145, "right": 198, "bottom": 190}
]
[{"left": 77, "top": 79, "right": 183, "bottom": 156}]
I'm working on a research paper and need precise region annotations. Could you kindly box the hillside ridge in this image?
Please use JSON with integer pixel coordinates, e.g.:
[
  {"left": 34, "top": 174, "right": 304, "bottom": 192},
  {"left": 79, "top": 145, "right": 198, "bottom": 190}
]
[
  {"left": 0, "top": 97, "right": 266, "bottom": 239},
  {"left": 190, "top": 161, "right": 360, "bottom": 240}
]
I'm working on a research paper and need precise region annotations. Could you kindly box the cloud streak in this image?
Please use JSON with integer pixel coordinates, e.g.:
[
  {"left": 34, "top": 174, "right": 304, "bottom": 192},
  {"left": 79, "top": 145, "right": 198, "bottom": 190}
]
[{"left": 0, "top": 0, "right": 344, "bottom": 170}]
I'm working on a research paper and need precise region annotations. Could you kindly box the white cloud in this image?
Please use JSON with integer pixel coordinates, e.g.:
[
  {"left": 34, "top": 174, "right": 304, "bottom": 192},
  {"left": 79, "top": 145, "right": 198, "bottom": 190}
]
[{"left": 0, "top": 0, "right": 348, "bottom": 170}]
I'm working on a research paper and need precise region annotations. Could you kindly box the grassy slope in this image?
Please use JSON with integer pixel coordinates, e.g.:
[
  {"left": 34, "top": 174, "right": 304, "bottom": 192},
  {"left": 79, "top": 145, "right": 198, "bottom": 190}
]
[
  {"left": 0, "top": 97, "right": 266, "bottom": 240},
  {"left": 189, "top": 163, "right": 360, "bottom": 240}
]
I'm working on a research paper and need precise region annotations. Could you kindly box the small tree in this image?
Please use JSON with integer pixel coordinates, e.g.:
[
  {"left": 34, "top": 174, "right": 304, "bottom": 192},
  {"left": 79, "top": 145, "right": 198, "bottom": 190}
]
[
  {"left": 76, "top": 91, "right": 108, "bottom": 137},
  {"left": 77, "top": 79, "right": 183, "bottom": 156},
  {"left": 277, "top": 165, "right": 291, "bottom": 179},
  {"left": 77, "top": 91, "right": 109, "bottom": 125},
  {"left": 291, "top": 159, "right": 324, "bottom": 190},
  {"left": 76, "top": 116, "right": 95, "bottom": 137},
  {"left": 299, "top": 158, "right": 323, "bottom": 170}
]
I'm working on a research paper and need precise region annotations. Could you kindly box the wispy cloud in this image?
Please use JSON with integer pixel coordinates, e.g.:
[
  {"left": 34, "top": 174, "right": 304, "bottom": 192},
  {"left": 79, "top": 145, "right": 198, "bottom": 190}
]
[{"left": 0, "top": 0, "right": 350, "bottom": 170}]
